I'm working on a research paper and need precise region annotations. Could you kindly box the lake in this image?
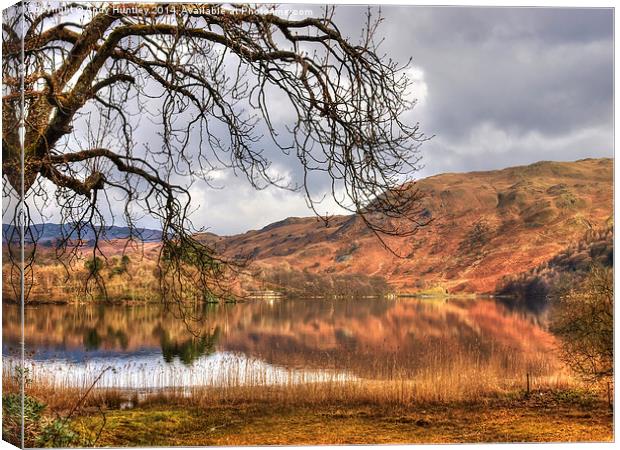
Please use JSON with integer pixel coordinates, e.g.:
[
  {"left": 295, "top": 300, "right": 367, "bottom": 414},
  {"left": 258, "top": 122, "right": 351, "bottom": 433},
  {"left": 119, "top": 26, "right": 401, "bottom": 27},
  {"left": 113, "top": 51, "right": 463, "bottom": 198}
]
[{"left": 2, "top": 297, "right": 564, "bottom": 396}]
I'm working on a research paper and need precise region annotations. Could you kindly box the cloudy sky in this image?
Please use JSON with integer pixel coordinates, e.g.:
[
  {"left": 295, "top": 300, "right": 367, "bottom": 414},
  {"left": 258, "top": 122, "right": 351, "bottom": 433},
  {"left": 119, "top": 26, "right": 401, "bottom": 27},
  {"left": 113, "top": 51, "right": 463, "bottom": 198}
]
[
  {"left": 17, "top": 5, "right": 614, "bottom": 236},
  {"left": 188, "top": 5, "right": 613, "bottom": 235}
]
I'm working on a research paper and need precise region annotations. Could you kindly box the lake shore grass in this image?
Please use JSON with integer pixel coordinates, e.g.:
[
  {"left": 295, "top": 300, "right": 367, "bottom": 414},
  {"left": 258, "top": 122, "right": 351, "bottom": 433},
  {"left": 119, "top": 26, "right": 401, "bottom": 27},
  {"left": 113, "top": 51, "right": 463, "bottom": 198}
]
[
  {"left": 4, "top": 373, "right": 612, "bottom": 446},
  {"left": 72, "top": 390, "right": 613, "bottom": 446},
  {"left": 3, "top": 362, "right": 613, "bottom": 446}
]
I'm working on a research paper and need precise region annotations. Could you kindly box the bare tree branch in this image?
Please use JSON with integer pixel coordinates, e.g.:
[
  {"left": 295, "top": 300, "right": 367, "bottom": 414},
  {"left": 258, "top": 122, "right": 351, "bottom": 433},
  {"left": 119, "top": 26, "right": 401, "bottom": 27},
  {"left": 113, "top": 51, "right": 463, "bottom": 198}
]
[{"left": 3, "top": 3, "right": 430, "bottom": 310}]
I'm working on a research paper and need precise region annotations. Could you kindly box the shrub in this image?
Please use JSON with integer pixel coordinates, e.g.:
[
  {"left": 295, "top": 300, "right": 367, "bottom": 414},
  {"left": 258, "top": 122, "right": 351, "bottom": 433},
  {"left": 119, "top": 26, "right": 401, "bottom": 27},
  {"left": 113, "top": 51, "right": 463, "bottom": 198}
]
[
  {"left": 2, "top": 365, "right": 83, "bottom": 447},
  {"left": 550, "top": 265, "right": 613, "bottom": 382},
  {"left": 459, "top": 219, "right": 492, "bottom": 255},
  {"left": 2, "top": 393, "right": 46, "bottom": 447},
  {"left": 84, "top": 256, "right": 104, "bottom": 275}
]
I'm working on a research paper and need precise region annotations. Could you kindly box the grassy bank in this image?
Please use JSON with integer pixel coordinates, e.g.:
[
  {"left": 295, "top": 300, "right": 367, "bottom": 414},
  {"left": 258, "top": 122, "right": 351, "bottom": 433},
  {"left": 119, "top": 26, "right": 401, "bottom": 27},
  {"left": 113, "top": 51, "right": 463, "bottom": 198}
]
[
  {"left": 72, "top": 391, "right": 613, "bottom": 445},
  {"left": 4, "top": 371, "right": 613, "bottom": 447}
]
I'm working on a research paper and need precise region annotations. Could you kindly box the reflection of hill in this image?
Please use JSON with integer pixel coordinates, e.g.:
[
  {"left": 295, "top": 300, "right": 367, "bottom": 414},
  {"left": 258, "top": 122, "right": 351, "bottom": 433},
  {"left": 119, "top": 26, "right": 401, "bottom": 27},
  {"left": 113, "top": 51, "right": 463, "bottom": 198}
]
[
  {"left": 3, "top": 298, "right": 560, "bottom": 379},
  {"left": 2, "top": 303, "right": 223, "bottom": 356},
  {"left": 221, "top": 299, "right": 559, "bottom": 378}
]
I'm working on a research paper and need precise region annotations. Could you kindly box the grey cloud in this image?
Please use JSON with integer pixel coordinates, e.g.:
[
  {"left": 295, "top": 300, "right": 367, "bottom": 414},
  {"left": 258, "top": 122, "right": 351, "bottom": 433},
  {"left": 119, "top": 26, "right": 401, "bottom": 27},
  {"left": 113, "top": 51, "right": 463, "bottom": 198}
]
[
  {"left": 369, "top": 7, "right": 613, "bottom": 136},
  {"left": 28, "top": 6, "right": 614, "bottom": 235},
  {"left": 187, "top": 6, "right": 614, "bottom": 233}
]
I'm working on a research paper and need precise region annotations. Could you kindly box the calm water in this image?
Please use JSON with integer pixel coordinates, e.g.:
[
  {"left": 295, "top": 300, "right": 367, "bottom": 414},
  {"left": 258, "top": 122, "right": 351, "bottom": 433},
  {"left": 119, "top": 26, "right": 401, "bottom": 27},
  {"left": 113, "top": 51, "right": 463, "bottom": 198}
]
[{"left": 2, "top": 297, "right": 559, "bottom": 390}]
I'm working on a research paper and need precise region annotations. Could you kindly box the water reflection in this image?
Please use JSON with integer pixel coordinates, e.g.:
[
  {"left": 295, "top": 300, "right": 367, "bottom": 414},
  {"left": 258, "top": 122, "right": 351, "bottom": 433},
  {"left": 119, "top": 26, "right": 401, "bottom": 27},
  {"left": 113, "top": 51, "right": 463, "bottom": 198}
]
[
  {"left": 2, "top": 297, "right": 561, "bottom": 389},
  {"left": 158, "top": 326, "right": 219, "bottom": 365},
  {"left": 83, "top": 326, "right": 130, "bottom": 352},
  {"left": 6, "top": 352, "right": 354, "bottom": 389}
]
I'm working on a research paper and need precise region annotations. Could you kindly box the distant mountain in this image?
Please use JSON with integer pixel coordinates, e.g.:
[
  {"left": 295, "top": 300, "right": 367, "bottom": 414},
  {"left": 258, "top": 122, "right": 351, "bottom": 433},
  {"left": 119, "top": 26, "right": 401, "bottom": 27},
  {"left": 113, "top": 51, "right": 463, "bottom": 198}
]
[
  {"left": 198, "top": 158, "right": 613, "bottom": 294},
  {"left": 2, "top": 223, "right": 161, "bottom": 245}
]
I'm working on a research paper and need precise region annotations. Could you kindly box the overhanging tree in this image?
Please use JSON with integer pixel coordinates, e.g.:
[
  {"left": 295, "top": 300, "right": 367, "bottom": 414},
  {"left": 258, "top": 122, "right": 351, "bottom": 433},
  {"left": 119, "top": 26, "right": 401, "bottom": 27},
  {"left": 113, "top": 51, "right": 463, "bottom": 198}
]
[{"left": 2, "top": 3, "right": 429, "bottom": 309}]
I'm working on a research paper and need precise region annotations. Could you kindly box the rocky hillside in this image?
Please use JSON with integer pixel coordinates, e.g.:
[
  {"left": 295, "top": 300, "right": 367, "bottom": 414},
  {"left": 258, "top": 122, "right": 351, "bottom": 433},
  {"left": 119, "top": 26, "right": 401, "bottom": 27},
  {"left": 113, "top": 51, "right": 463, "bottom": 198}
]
[{"left": 200, "top": 158, "right": 612, "bottom": 294}]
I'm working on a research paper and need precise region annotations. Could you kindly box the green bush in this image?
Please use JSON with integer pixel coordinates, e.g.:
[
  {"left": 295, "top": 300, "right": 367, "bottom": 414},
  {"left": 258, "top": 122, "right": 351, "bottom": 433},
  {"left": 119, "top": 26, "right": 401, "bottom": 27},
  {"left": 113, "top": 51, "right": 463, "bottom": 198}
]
[
  {"left": 2, "top": 393, "right": 81, "bottom": 448},
  {"left": 85, "top": 256, "right": 104, "bottom": 275},
  {"left": 37, "top": 418, "right": 80, "bottom": 448},
  {"left": 2, "top": 393, "right": 45, "bottom": 447}
]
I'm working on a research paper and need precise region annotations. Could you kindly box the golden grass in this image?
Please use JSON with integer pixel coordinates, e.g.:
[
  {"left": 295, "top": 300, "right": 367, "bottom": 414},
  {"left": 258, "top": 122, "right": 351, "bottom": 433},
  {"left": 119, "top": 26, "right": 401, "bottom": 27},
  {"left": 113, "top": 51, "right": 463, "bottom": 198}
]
[
  {"left": 72, "top": 398, "right": 613, "bottom": 446},
  {"left": 2, "top": 258, "right": 161, "bottom": 303},
  {"left": 7, "top": 368, "right": 609, "bottom": 446},
  {"left": 4, "top": 347, "right": 610, "bottom": 446},
  {"left": 4, "top": 355, "right": 581, "bottom": 412}
]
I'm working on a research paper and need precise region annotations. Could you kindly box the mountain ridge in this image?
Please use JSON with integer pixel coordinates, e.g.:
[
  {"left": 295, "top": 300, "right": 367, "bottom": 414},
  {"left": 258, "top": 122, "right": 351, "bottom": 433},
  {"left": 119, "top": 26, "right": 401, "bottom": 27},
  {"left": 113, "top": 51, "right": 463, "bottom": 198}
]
[
  {"left": 200, "top": 157, "right": 613, "bottom": 294},
  {"left": 2, "top": 223, "right": 162, "bottom": 245},
  {"left": 4, "top": 158, "right": 612, "bottom": 295}
]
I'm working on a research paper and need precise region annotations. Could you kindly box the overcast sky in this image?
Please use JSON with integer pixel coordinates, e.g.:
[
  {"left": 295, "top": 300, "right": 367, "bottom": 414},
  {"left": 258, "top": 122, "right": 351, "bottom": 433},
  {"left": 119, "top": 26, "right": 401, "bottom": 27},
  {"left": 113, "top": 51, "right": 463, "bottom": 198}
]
[
  {"left": 187, "top": 5, "right": 612, "bottom": 235},
  {"left": 17, "top": 5, "right": 614, "bottom": 235}
]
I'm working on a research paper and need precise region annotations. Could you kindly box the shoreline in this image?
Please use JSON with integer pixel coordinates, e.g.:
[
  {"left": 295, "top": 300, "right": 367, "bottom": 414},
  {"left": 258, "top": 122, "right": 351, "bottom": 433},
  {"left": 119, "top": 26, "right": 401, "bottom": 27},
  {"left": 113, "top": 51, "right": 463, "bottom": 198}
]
[{"left": 2, "top": 291, "right": 506, "bottom": 306}]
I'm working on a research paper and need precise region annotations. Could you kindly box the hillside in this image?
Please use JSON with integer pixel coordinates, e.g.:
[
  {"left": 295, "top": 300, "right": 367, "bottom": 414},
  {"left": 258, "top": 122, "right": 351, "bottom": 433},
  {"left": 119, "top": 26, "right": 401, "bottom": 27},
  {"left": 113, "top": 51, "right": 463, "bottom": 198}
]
[
  {"left": 3, "top": 158, "right": 612, "bottom": 299},
  {"left": 199, "top": 158, "right": 612, "bottom": 294},
  {"left": 497, "top": 224, "right": 613, "bottom": 305}
]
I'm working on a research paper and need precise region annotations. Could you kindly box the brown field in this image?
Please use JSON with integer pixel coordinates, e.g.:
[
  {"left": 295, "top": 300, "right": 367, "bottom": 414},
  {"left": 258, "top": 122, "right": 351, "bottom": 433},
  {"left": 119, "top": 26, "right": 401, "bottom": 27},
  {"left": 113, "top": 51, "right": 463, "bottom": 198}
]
[{"left": 3, "top": 367, "right": 613, "bottom": 446}]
